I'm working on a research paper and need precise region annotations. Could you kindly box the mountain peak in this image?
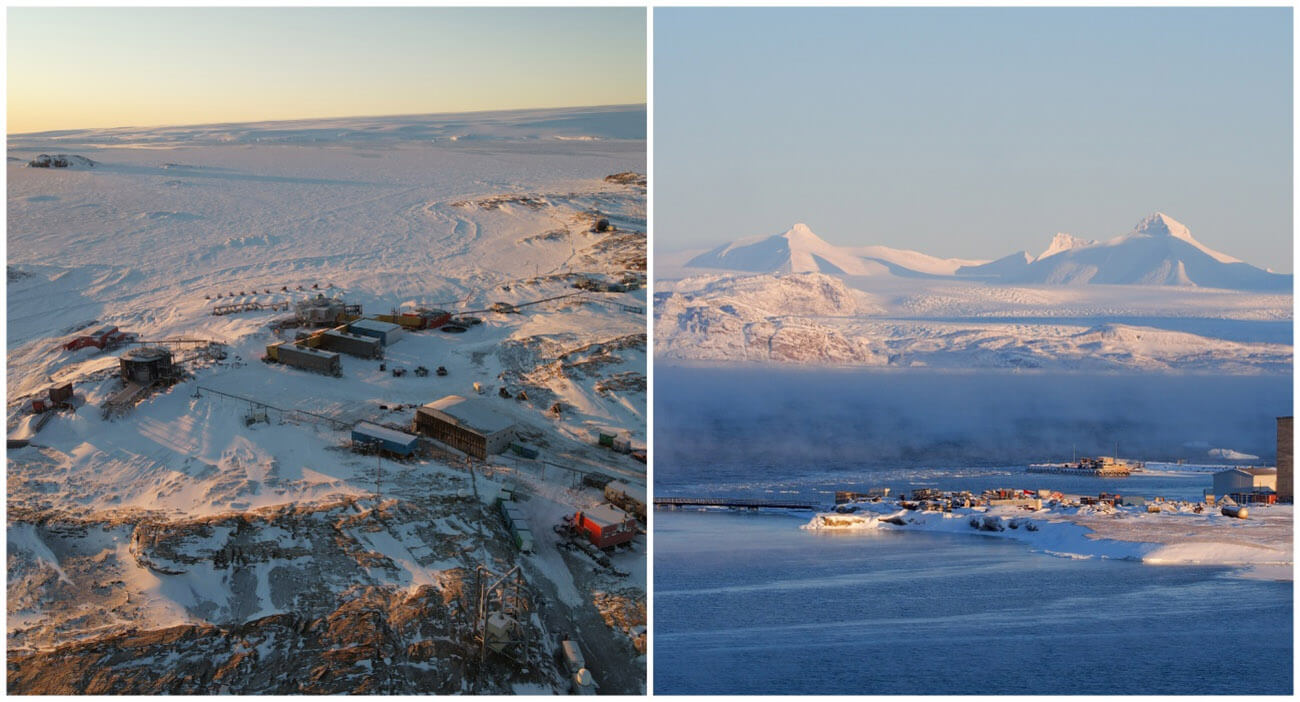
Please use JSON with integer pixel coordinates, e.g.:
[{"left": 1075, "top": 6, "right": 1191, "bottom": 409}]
[
  {"left": 1035, "top": 232, "right": 1097, "bottom": 262},
  {"left": 1134, "top": 212, "right": 1190, "bottom": 239},
  {"left": 1128, "top": 212, "right": 1241, "bottom": 264},
  {"left": 781, "top": 222, "right": 825, "bottom": 245}
]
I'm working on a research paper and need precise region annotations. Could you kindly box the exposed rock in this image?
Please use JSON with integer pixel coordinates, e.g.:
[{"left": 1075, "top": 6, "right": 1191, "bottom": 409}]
[{"left": 27, "top": 154, "right": 96, "bottom": 169}]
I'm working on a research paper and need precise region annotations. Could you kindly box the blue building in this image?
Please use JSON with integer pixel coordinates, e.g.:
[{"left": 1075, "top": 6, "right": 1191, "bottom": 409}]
[
  {"left": 348, "top": 319, "right": 404, "bottom": 346},
  {"left": 351, "top": 421, "right": 420, "bottom": 456}
]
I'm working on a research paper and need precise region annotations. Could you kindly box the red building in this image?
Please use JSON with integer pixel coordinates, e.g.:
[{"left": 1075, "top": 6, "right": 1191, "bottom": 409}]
[
  {"left": 63, "top": 325, "right": 129, "bottom": 351},
  {"left": 573, "top": 504, "right": 637, "bottom": 549}
]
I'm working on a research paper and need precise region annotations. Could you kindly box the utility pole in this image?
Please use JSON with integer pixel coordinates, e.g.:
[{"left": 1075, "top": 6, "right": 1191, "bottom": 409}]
[{"left": 372, "top": 439, "right": 383, "bottom": 502}]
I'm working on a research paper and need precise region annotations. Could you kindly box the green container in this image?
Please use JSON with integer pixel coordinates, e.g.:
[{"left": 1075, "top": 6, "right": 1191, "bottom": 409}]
[{"left": 598, "top": 433, "right": 615, "bottom": 447}]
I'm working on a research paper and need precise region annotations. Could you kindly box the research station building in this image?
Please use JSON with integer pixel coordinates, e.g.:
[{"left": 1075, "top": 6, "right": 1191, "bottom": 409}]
[
  {"left": 413, "top": 395, "right": 516, "bottom": 460},
  {"left": 1212, "top": 467, "right": 1278, "bottom": 497},
  {"left": 349, "top": 319, "right": 404, "bottom": 346}
]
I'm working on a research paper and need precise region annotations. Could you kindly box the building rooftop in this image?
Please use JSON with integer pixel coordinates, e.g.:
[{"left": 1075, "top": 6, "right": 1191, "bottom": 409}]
[
  {"left": 421, "top": 395, "right": 516, "bottom": 435},
  {"left": 606, "top": 480, "right": 646, "bottom": 503},
  {"left": 323, "top": 329, "right": 377, "bottom": 342},
  {"left": 283, "top": 344, "right": 339, "bottom": 359},
  {"left": 1238, "top": 467, "right": 1278, "bottom": 476},
  {"left": 122, "top": 346, "right": 170, "bottom": 361},
  {"left": 581, "top": 503, "right": 631, "bottom": 528},
  {"left": 353, "top": 421, "right": 418, "bottom": 446},
  {"left": 351, "top": 319, "right": 401, "bottom": 333}
]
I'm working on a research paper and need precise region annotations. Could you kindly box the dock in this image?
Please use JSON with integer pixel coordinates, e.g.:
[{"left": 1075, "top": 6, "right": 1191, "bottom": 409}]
[{"left": 654, "top": 497, "right": 817, "bottom": 511}]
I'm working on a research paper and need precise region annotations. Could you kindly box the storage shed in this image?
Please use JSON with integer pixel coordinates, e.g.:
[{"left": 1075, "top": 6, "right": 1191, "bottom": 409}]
[
  {"left": 574, "top": 504, "right": 637, "bottom": 550},
  {"left": 603, "top": 481, "right": 646, "bottom": 520},
  {"left": 48, "top": 383, "right": 74, "bottom": 405},
  {"left": 351, "top": 422, "right": 419, "bottom": 456},
  {"left": 119, "top": 347, "right": 175, "bottom": 384},
  {"left": 318, "top": 329, "right": 383, "bottom": 359},
  {"left": 497, "top": 498, "right": 534, "bottom": 553},
  {"left": 1213, "top": 467, "right": 1277, "bottom": 496},
  {"left": 349, "top": 319, "right": 403, "bottom": 346},
  {"left": 412, "top": 395, "right": 515, "bottom": 460}
]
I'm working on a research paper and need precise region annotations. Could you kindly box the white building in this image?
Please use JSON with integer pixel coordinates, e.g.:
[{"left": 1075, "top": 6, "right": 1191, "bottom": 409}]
[{"left": 1212, "top": 467, "right": 1277, "bottom": 496}]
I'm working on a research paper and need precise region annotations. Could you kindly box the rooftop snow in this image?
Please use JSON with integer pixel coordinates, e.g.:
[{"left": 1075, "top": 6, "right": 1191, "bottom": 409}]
[
  {"left": 352, "top": 422, "right": 418, "bottom": 446},
  {"left": 350, "top": 319, "right": 402, "bottom": 334},
  {"left": 606, "top": 480, "right": 646, "bottom": 503},
  {"left": 323, "top": 329, "right": 377, "bottom": 342},
  {"left": 280, "top": 344, "right": 339, "bottom": 359},
  {"left": 421, "top": 395, "right": 515, "bottom": 435},
  {"left": 581, "top": 503, "right": 631, "bottom": 527}
]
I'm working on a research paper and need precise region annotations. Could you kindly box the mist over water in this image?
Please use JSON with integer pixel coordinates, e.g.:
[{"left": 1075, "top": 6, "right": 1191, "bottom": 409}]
[
  {"left": 654, "top": 366, "right": 1295, "bottom": 694},
  {"left": 656, "top": 366, "right": 1291, "bottom": 487}
]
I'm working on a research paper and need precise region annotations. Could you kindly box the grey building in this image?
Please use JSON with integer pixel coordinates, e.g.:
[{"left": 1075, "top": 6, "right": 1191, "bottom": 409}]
[{"left": 413, "top": 395, "right": 515, "bottom": 460}]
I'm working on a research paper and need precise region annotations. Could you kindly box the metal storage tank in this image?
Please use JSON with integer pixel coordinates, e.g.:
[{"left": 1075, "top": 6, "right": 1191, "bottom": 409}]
[
  {"left": 276, "top": 344, "right": 342, "bottom": 376},
  {"left": 348, "top": 319, "right": 403, "bottom": 346},
  {"left": 119, "top": 347, "right": 174, "bottom": 384}
]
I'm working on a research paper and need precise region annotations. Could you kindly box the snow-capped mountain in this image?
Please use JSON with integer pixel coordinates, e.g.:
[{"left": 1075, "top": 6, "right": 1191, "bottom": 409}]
[
  {"left": 685, "top": 223, "right": 985, "bottom": 277},
  {"left": 968, "top": 213, "right": 1290, "bottom": 291},
  {"left": 683, "top": 214, "right": 1290, "bottom": 292}
]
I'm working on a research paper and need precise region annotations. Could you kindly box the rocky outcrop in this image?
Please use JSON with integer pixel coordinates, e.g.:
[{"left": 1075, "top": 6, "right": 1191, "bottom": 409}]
[
  {"left": 7, "top": 583, "right": 554, "bottom": 694},
  {"left": 27, "top": 154, "right": 96, "bottom": 169}
]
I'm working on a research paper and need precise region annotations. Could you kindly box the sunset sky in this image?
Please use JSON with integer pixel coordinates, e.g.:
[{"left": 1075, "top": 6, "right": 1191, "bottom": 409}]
[{"left": 7, "top": 7, "right": 646, "bottom": 134}]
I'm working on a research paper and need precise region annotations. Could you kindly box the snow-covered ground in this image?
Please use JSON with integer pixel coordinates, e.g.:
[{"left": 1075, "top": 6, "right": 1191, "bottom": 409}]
[
  {"left": 804, "top": 499, "right": 1293, "bottom": 581},
  {"left": 7, "top": 106, "right": 646, "bottom": 693},
  {"left": 655, "top": 271, "right": 1291, "bottom": 371}
]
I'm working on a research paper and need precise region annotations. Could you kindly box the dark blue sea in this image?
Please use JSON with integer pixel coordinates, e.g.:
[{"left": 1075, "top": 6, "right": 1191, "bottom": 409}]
[
  {"left": 654, "top": 367, "right": 1293, "bottom": 695},
  {"left": 655, "top": 510, "right": 1293, "bottom": 695}
]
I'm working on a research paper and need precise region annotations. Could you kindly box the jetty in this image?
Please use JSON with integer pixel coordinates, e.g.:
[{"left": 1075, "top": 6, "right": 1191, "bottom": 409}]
[
  {"left": 1028, "top": 456, "right": 1139, "bottom": 477},
  {"left": 654, "top": 497, "right": 817, "bottom": 511}
]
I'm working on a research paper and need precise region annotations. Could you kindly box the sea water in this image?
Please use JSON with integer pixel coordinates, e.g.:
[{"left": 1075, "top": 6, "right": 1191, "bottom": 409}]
[
  {"left": 654, "top": 367, "right": 1293, "bottom": 694},
  {"left": 654, "top": 509, "right": 1293, "bottom": 695}
]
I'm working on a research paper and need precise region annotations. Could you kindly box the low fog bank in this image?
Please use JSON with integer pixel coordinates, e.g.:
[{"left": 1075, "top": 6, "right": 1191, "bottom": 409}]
[{"left": 655, "top": 367, "right": 1292, "bottom": 481}]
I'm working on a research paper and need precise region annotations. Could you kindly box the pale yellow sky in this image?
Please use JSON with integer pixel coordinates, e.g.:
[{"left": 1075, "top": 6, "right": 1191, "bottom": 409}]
[{"left": 8, "top": 7, "right": 646, "bottom": 134}]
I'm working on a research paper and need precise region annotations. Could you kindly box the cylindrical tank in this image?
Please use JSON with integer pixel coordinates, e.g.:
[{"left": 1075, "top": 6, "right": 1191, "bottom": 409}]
[
  {"left": 572, "top": 668, "right": 597, "bottom": 695},
  {"left": 1221, "top": 505, "right": 1249, "bottom": 519},
  {"left": 119, "top": 347, "right": 174, "bottom": 384}
]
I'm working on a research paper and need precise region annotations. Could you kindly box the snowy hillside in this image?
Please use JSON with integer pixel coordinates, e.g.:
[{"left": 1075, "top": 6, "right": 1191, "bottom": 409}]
[
  {"left": 658, "top": 212, "right": 1290, "bottom": 370},
  {"left": 654, "top": 272, "right": 1291, "bottom": 372},
  {"left": 7, "top": 107, "right": 647, "bottom": 693}
]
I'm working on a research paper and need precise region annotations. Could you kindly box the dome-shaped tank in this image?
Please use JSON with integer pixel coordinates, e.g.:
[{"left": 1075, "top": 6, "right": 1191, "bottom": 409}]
[{"left": 119, "top": 347, "right": 174, "bottom": 384}]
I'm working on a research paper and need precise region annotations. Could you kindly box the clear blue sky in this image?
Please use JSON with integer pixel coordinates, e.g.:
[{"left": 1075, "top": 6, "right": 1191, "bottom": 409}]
[
  {"left": 9, "top": 7, "right": 645, "bottom": 133},
  {"left": 655, "top": 8, "right": 1292, "bottom": 272}
]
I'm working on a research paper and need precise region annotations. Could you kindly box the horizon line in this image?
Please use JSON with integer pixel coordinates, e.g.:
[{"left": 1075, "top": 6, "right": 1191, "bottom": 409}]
[{"left": 6, "top": 102, "right": 648, "bottom": 139}]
